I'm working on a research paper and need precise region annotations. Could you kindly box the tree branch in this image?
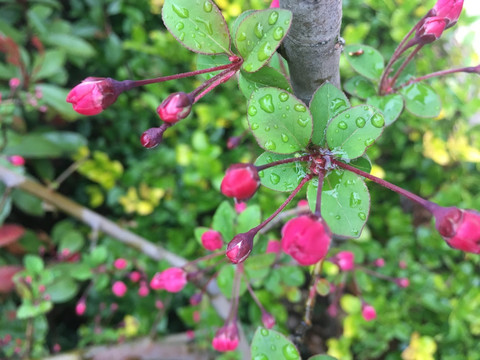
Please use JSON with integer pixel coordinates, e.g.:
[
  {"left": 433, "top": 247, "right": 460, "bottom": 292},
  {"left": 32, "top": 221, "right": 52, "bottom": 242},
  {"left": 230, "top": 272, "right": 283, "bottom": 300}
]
[{"left": 280, "top": 0, "right": 343, "bottom": 104}]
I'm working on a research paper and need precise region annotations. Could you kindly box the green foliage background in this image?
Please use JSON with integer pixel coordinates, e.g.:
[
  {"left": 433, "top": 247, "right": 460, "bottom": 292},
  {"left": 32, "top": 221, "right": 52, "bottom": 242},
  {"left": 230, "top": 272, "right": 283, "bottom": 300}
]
[{"left": 0, "top": 0, "right": 479, "bottom": 359}]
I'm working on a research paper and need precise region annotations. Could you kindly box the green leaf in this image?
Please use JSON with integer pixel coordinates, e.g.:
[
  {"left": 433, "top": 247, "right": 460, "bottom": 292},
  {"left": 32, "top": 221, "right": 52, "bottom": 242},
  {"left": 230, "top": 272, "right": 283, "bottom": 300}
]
[
  {"left": 238, "top": 66, "right": 291, "bottom": 99},
  {"left": 344, "top": 75, "right": 376, "bottom": 99},
  {"left": 89, "top": 246, "right": 108, "bottom": 267},
  {"left": 308, "top": 355, "right": 338, "bottom": 360},
  {"left": 44, "top": 34, "right": 96, "bottom": 58},
  {"left": 400, "top": 82, "right": 441, "bottom": 118},
  {"left": 162, "top": 0, "right": 231, "bottom": 55},
  {"left": 32, "top": 49, "right": 66, "bottom": 81},
  {"left": 278, "top": 266, "right": 305, "bottom": 287},
  {"left": 37, "top": 84, "right": 80, "bottom": 121},
  {"left": 236, "top": 205, "right": 261, "bottom": 234},
  {"left": 17, "top": 300, "right": 53, "bottom": 319},
  {"left": 255, "top": 152, "right": 309, "bottom": 192},
  {"left": 24, "top": 255, "right": 44, "bottom": 274},
  {"left": 326, "top": 105, "right": 385, "bottom": 160},
  {"left": 217, "top": 265, "right": 247, "bottom": 299},
  {"left": 367, "top": 94, "right": 404, "bottom": 126},
  {"left": 58, "top": 230, "right": 85, "bottom": 253},
  {"left": 251, "top": 327, "right": 301, "bottom": 360},
  {"left": 310, "top": 82, "right": 350, "bottom": 146},
  {"left": 230, "top": 10, "right": 255, "bottom": 42},
  {"left": 248, "top": 87, "right": 313, "bottom": 154},
  {"left": 235, "top": 9, "right": 292, "bottom": 72},
  {"left": 12, "top": 189, "right": 44, "bottom": 217},
  {"left": 245, "top": 253, "right": 275, "bottom": 283},
  {"left": 344, "top": 44, "right": 384, "bottom": 80},
  {"left": 307, "top": 169, "right": 370, "bottom": 238},
  {"left": 350, "top": 155, "right": 372, "bottom": 174},
  {"left": 196, "top": 53, "right": 230, "bottom": 79},
  {"left": 47, "top": 277, "right": 78, "bottom": 303},
  {"left": 212, "top": 201, "right": 236, "bottom": 241}
]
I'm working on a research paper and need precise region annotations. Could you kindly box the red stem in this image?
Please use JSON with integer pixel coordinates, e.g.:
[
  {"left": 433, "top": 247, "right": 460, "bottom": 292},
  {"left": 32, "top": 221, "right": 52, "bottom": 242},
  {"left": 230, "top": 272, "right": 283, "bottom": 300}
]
[
  {"left": 255, "top": 155, "right": 311, "bottom": 171},
  {"left": 314, "top": 170, "right": 326, "bottom": 217},
  {"left": 388, "top": 44, "right": 423, "bottom": 91}
]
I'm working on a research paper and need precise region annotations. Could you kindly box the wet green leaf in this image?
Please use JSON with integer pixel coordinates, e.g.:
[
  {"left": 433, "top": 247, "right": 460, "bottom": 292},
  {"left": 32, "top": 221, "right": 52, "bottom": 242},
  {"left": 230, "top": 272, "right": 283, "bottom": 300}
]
[
  {"left": 344, "top": 44, "right": 384, "bottom": 80},
  {"left": 238, "top": 66, "right": 291, "bottom": 98},
  {"left": 367, "top": 94, "right": 404, "bottom": 126},
  {"left": 401, "top": 82, "right": 441, "bottom": 118},
  {"left": 344, "top": 75, "right": 377, "bottom": 99},
  {"left": 251, "top": 327, "right": 301, "bottom": 360}
]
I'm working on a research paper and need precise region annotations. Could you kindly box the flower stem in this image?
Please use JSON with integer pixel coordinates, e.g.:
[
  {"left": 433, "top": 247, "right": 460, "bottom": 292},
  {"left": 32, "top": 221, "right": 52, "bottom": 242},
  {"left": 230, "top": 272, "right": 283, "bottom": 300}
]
[
  {"left": 255, "top": 155, "right": 311, "bottom": 172},
  {"left": 332, "top": 159, "right": 435, "bottom": 211},
  {"left": 388, "top": 44, "right": 423, "bottom": 91},
  {"left": 314, "top": 170, "right": 326, "bottom": 217}
]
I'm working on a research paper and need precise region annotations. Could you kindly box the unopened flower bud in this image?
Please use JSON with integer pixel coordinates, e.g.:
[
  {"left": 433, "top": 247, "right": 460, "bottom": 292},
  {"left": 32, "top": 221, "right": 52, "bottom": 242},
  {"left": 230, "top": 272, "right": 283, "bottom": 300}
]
[
  {"left": 281, "top": 215, "right": 331, "bottom": 266},
  {"left": 150, "top": 267, "right": 187, "bottom": 292},
  {"left": 66, "top": 77, "right": 129, "bottom": 116},
  {"left": 9, "top": 78, "right": 20, "bottom": 90},
  {"left": 226, "top": 230, "right": 256, "bottom": 264},
  {"left": 335, "top": 251, "right": 355, "bottom": 271},
  {"left": 374, "top": 258, "right": 385, "bottom": 267},
  {"left": 227, "top": 136, "right": 242, "bottom": 149},
  {"left": 221, "top": 163, "right": 260, "bottom": 201},
  {"left": 114, "top": 258, "right": 127, "bottom": 270},
  {"left": 201, "top": 230, "right": 224, "bottom": 251},
  {"left": 433, "top": 206, "right": 480, "bottom": 254},
  {"left": 396, "top": 278, "right": 410, "bottom": 288},
  {"left": 432, "top": 0, "right": 464, "bottom": 28},
  {"left": 7, "top": 155, "right": 25, "bottom": 166},
  {"left": 138, "top": 282, "right": 150, "bottom": 297},
  {"left": 270, "top": 0, "right": 279, "bottom": 8},
  {"left": 156, "top": 92, "right": 193, "bottom": 123},
  {"left": 261, "top": 311, "right": 276, "bottom": 329},
  {"left": 140, "top": 124, "right": 169, "bottom": 149},
  {"left": 112, "top": 281, "right": 127, "bottom": 297},
  {"left": 129, "top": 271, "right": 141, "bottom": 282},
  {"left": 76, "top": 300, "right": 86, "bottom": 316},
  {"left": 361, "top": 303, "right": 377, "bottom": 321},
  {"left": 212, "top": 322, "right": 239, "bottom": 352},
  {"left": 190, "top": 292, "right": 203, "bottom": 306},
  {"left": 415, "top": 17, "right": 447, "bottom": 44}
]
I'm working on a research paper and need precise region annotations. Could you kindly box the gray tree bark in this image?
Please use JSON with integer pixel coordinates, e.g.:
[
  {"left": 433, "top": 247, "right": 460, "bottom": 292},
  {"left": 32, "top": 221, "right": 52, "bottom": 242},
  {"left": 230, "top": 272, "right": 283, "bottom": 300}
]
[{"left": 279, "top": 0, "right": 343, "bottom": 104}]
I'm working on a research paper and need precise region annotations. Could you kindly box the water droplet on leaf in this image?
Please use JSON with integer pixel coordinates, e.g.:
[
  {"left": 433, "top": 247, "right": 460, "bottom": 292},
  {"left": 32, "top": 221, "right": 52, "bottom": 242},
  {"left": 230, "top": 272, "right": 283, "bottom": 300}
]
[
  {"left": 176, "top": 22, "right": 184, "bottom": 30},
  {"left": 203, "top": 1, "right": 213, "bottom": 12},
  {"left": 330, "top": 98, "right": 346, "bottom": 112},
  {"left": 268, "top": 11, "right": 279, "bottom": 25},
  {"left": 338, "top": 121, "right": 348, "bottom": 130},
  {"left": 265, "top": 126, "right": 271, "bottom": 132},
  {"left": 355, "top": 117, "right": 366, "bottom": 128},
  {"left": 264, "top": 140, "right": 277, "bottom": 150},
  {"left": 294, "top": 104, "right": 306, "bottom": 112},
  {"left": 270, "top": 173, "right": 280, "bottom": 184},
  {"left": 238, "top": 32, "right": 247, "bottom": 41},
  {"left": 282, "top": 344, "right": 300, "bottom": 360},
  {"left": 248, "top": 106, "right": 257, "bottom": 116},
  {"left": 297, "top": 118, "right": 309, "bottom": 127},
  {"left": 258, "top": 42, "right": 273, "bottom": 61},
  {"left": 261, "top": 328, "right": 269, "bottom": 336},
  {"left": 281, "top": 133, "right": 289, "bottom": 142},
  {"left": 371, "top": 113, "right": 385, "bottom": 128},
  {"left": 259, "top": 94, "right": 275, "bottom": 113},
  {"left": 358, "top": 212, "right": 366, "bottom": 220},
  {"left": 278, "top": 92, "right": 289, "bottom": 102},
  {"left": 251, "top": 122, "right": 259, "bottom": 130},
  {"left": 254, "top": 23, "right": 264, "bottom": 39},
  {"left": 273, "top": 26, "right": 284, "bottom": 41},
  {"left": 172, "top": 4, "right": 189, "bottom": 18},
  {"left": 364, "top": 138, "right": 375, "bottom": 146}
]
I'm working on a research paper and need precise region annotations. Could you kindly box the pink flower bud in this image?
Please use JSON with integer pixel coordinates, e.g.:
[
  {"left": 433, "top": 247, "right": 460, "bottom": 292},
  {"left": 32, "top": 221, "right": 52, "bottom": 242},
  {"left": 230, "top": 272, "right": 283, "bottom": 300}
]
[
  {"left": 270, "top": 0, "right": 279, "bottom": 8},
  {"left": 190, "top": 292, "right": 203, "bottom": 306},
  {"left": 234, "top": 201, "right": 247, "bottom": 214},
  {"left": 361, "top": 303, "right": 377, "bottom": 321},
  {"left": 129, "top": 271, "right": 142, "bottom": 282},
  {"left": 201, "top": 230, "right": 224, "bottom": 251},
  {"left": 433, "top": 207, "right": 480, "bottom": 254},
  {"left": 415, "top": 17, "right": 447, "bottom": 44},
  {"left": 66, "top": 77, "right": 128, "bottom": 116},
  {"left": 220, "top": 163, "right": 260, "bottom": 201},
  {"left": 212, "top": 322, "right": 239, "bottom": 352},
  {"left": 399, "top": 260, "right": 407, "bottom": 269},
  {"left": 374, "top": 258, "right": 385, "bottom": 267},
  {"left": 396, "top": 278, "right": 410, "bottom": 288},
  {"left": 53, "top": 343, "right": 61, "bottom": 353},
  {"left": 227, "top": 136, "right": 242, "bottom": 150},
  {"left": 266, "top": 240, "right": 281, "bottom": 254},
  {"left": 38, "top": 284, "right": 46, "bottom": 293},
  {"left": 187, "top": 330, "right": 195, "bottom": 339},
  {"left": 193, "top": 310, "right": 201, "bottom": 323},
  {"left": 112, "top": 281, "right": 128, "bottom": 297},
  {"left": 433, "top": 0, "right": 464, "bottom": 28},
  {"left": 7, "top": 155, "right": 25, "bottom": 166},
  {"left": 114, "top": 258, "right": 128, "bottom": 270},
  {"left": 138, "top": 282, "right": 150, "bottom": 297},
  {"left": 156, "top": 92, "right": 193, "bottom": 123},
  {"left": 335, "top": 251, "right": 355, "bottom": 271},
  {"left": 140, "top": 125, "right": 169, "bottom": 149},
  {"left": 297, "top": 199, "right": 309, "bottom": 208},
  {"left": 327, "top": 303, "right": 338, "bottom": 317},
  {"left": 281, "top": 215, "right": 331, "bottom": 266},
  {"left": 226, "top": 230, "right": 255, "bottom": 264},
  {"left": 261, "top": 311, "right": 276, "bottom": 329},
  {"left": 155, "top": 300, "right": 164, "bottom": 309},
  {"left": 76, "top": 300, "right": 86, "bottom": 316},
  {"left": 9, "top": 78, "right": 20, "bottom": 90},
  {"left": 110, "top": 303, "right": 118, "bottom": 311},
  {"left": 150, "top": 268, "right": 187, "bottom": 293}
]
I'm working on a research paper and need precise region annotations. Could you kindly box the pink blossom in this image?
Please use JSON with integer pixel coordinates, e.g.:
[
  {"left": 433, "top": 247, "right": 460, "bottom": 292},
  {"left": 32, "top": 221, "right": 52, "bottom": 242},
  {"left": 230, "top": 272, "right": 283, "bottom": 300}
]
[
  {"left": 433, "top": 0, "right": 464, "bottom": 28},
  {"left": 186, "top": 330, "right": 195, "bottom": 339},
  {"left": 396, "top": 278, "right": 410, "bottom": 288},
  {"left": 150, "top": 268, "right": 187, "bottom": 293},
  {"left": 212, "top": 322, "right": 239, "bottom": 352},
  {"left": 270, "top": 0, "right": 279, "bottom": 8},
  {"left": 261, "top": 311, "right": 275, "bottom": 329},
  {"left": 281, "top": 215, "right": 331, "bottom": 266},
  {"left": 335, "top": 251, "right": 355, "bottom": 271},
  {"left": 416, "top": 17, "right": 447, "bottom": 44},
  {"left": 361, "top": 303, "right": 377, "bottom": 321},
  {"left": 9, "top": 78, "right": 20, "bottom": 90},
  {"left": 155, "top": 300, "right": 164, "bottom": 309},
  {"left": 138, "top": 282, "right": 150, "bottom": 297},
  {"left": 114, "top": 258, "right": 128, "bottom": 270},
  {"left": 157, "top": 92, "right": 193, "bottom": 123},
  {"left": 53, "top": 343, "right": 61, "bottom": 353},
  {"left": 234, "top": 201, "right": 247, "bottom": 214},
  {"left": 112, "top": 281, "right": 128, "bottom": 297},
  {"left": 129, "top": 271, "right": 141, "bottom": 282},
  {"left": 7, "top": 155, "right": 25, "bottom": 166},
  {"left": 399, "top": 260, "right": 407, "bottom": 269},
  {"left": 374, "top": 258, "right": 385, "bottom": 267},
  {"left": 266, "top": 240, "right": 281, "bottom": 254},
  {"left": 201, "top": 229, "right": 224, "bottom": 251},
  {"left": 76, "top": 300, "right": 86, "bottom": 316},
  {"left": 221, "top": 164, "right": 260, "bottom": 201}
]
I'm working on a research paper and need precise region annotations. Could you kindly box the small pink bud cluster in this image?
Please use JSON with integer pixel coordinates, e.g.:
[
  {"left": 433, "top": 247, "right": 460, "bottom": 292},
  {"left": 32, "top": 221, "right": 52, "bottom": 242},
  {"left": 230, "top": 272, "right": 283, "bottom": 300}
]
[
  {"left": 361, "top": 303, "right": 377, "bottom": 321},
  {"left": 150, "top": 267, "right": 187, "bottom": 293},
  {"left": 281, "top": 215, "right": 332, "bottom": 266},
  {"left": 201, "top": 230, "right": 224, "bottom": 251},
  {"left": 221, "top": 164, "right": 260, "bottom": 201},
  {"left": 334, "top": 251, "right": 355, "bottom": 271},
  {"left": 114, "top": 258, "right": 128, "bottom": 270},
  {"left": 112, "top": 281, "right": 127, "bottom": 297},
  {"left": 212, "top": 322, "right": 239, "bottom": 352}
]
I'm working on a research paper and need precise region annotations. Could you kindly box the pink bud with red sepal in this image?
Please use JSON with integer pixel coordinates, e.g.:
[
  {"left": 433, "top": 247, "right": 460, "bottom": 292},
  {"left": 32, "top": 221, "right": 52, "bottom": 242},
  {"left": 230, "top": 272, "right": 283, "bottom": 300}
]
[
  {"left": 415, "top": 17, "right": 448, "bottom": 44},
  {"left": 220, "top": 163, "right": 260, "bottom": 201},
  {"left": 281, "top": 215, "right": 331, "bottom": 266},
  {"left": 261, "top": 311, "right": 276, "bottom": 329},
  {"left": 226, "top": 230, "right": 255, "bottom": 264},
  {"left": 150, "top": 267, "right": 187, "bottom": 293},
  {"left": 201, "top": 230, "right": 224, "bottom": 251},
  {"left": 156, "top": 92, "right": 193, "bottom": 123},
  {"left": 212, "top": 322, "right": 239, "bottom": 352},
  {"left": 432, "top": 0, "right": 464, "bottom": 28}
]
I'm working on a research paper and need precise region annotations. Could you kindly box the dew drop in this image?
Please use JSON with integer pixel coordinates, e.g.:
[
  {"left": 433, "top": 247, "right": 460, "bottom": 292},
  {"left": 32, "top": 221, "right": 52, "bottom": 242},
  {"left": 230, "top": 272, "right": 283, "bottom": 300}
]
[
  {"left": 259, "top": 94, "right": 275, "bottom": 113},
  {"left": 258, "top": 170, "right": 264, "bottom": 178},
  {"left": 237, "top": 32, "right": 247, "bottom": 41},
  {"left": 278, "top": 92, "right": 289, "bottom": 102},
  {"left": 273, "top": 124, "right": 279, "bottom": 129},
  {"left": 330, "top": 98, "right": 346, "bottom": 112},
  {"left": 203, "top": 1, "right": 213, "bottom": 12},
  {"left": 349, "top": 192, "right": 362, "bottom": 207},
  {"left": 284, "top": 19, "right": 290, "bottom": 25},
  {"left": 266, "top": 156, "right": 273, "bottom": 162},
  {"left": 335, "top": 215, "right": 341, "bottom": 220},
  {"left": 268, "top": 11, "right": 279, "bottom": 25},
  {"left": 281, "top": 133, "right": 289, "bottom": 142},
  {"left": 270, "top": 173, "right": 280, "bottom": 184},
  {"left": 297, "top": 118, "right": 309, "bottom": 127},
  {"left": 194, "top": 40, "right": 202, "bottom": 49},
  {"left": 358, "top": 212, "right": 367, "bottom": 220},
  {"left": 364, "top": 138, "right": 375, "bottom": 146},
  {"left": 254, "top": 22, "right": 264, "bottom": 39},
  {"left": 172, "top": 4, "right": 189, "bottom": 18},
  {"left": 264, "top": 140, "right": 277, "bottom": 151},
  {"left": 179, "top": 32, "right": 185, "bottom": 41},
  {"left": 337, "top": 121, "right": 348, "bottom": 130},
  {"left": 176, "top": 22, "right": 184, "bottom": 30},
  {"left": 355, "top": 117, "right": 366, "bottom": 128},
  {"left": 258, "top": 42, "right": 273, "bottom": 61},
  {"left": 271, "top": 345, "right": 277, "bottom": 351},
  {"left": 282, "top": 344, "right": 300, "bottom": 360},
  {"left": 244, "top": 63, "right": 253, "bottom": 72},
  {"left": 248, "top": 105, "right": 258, "bottom": 116},
  {"left": 251, "top": 122, "right": 259, "bottom": 130},
  {"left": 345, "top": 113, "right": 351, "bottom": 119},
  {"left": 265, "top": 126, "right": 271, "bottom": 132},
  {"left": 364, "top": 106, "right": 369, "bottom": 111},
  {"left": 261, "top": 328, "right": 269, "bottom": 336},
  {"left": 294, "top": 104, "right": 306, "bottom": 112},
  {"left": 195, "top": 17, "right": 214, "bottom": 35},
  {"left": 282, "top": 114, "right": 286, "bottom": 118},
  {"left": 371, "top": 113, "right": 385, "bottom": 128},
  {"left": 273, "top": 26, "right": 284, "bottom": 40},
  {"left": 253, "top": 355, "right": 268, "bottom": 360}
]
